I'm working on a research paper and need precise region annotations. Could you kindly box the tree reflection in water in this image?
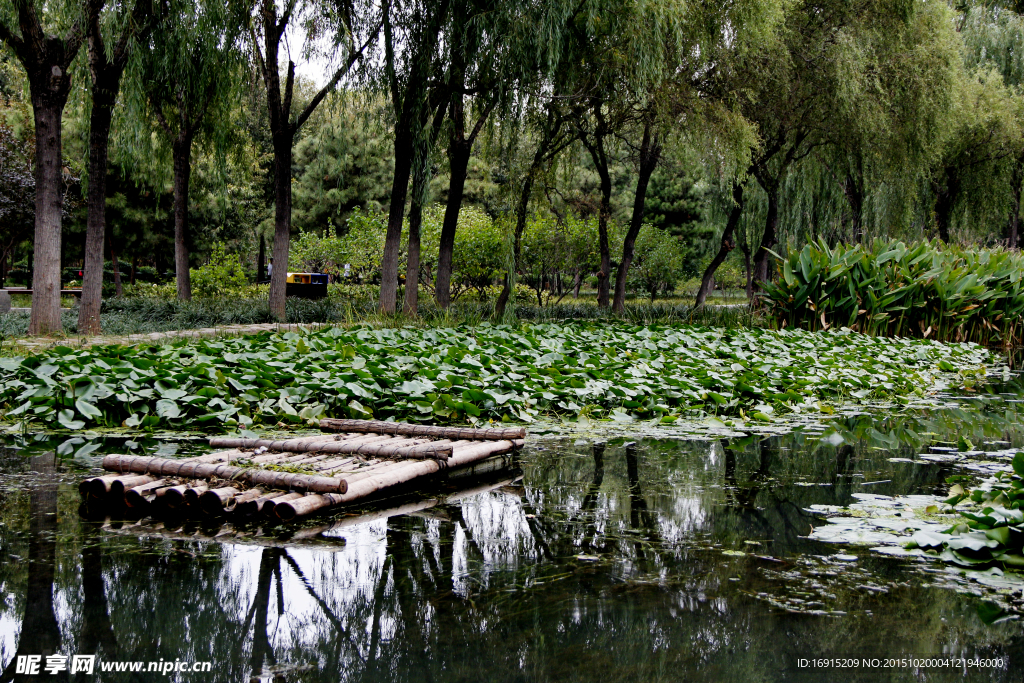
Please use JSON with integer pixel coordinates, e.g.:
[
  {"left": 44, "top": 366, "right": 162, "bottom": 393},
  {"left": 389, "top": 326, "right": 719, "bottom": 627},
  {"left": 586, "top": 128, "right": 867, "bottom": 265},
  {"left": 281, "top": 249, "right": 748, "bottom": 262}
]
[{"left": 3, "top": 411, "right": 1024, "bottom": 680}]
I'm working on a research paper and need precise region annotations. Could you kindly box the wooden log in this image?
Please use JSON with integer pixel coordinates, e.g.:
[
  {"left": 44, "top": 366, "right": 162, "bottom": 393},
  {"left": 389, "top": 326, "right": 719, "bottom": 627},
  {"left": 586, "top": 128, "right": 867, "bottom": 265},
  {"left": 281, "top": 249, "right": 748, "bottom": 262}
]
[
  {"left": 262, "top": 492, "right": 304, "bottom": 519},
  {"left": 162, "top": 483, "right": 202, "bottom": 509},
  {"left": 204, "top": 436, "right": 450, "bottom": 460},
  {"left": 448, "top": 440, "right": 519, "bottom": 467},
  {"left": 204, "top": 436, "right": 368, "bottom": 456},
  {"left": 274, "top": 440, "right": 517, "bottom": 521},
  {"left": 200, "top": 487, "right": 239, "bottom": 515},
  {"left": 229, "top": 488, "right": 265, "bottom": 507},
  {"left": 124, "top": 479, "right": 168, "bottom": 507},
  {"left": 100, "top": 455, "right": 347, "bottom": 494},
  {"left": 81, "top": 474, "right": 123, "bottom": 497},
  {"left": 108, "top": 475, "right": 158, "bottom": 498},
  {"left": 319, "top": 418, "right": 526, "bottom": 441},
  {"left": 235, "top": 491, "right": 285, "bottom": 517},
  {"left": 182, "top": 484, "right": 211, "bottom": 507}
]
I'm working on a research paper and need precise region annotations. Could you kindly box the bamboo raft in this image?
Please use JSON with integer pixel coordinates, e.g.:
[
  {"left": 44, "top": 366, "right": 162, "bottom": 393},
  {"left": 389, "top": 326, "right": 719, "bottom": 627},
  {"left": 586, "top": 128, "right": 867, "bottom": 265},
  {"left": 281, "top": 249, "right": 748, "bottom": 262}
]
[
  {"left": 79, "top": 419, "right": 525, "bottom": 523},
  {"left": 95, "top": 469, "right": 523, "bottom": 552}
]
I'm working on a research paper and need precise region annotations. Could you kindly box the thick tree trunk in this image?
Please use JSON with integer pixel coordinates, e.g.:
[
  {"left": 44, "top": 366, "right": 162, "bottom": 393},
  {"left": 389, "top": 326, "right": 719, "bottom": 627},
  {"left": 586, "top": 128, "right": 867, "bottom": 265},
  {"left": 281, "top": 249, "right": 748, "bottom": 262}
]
[
  {"left": 79, "top": 100, "right": 113, "bottom": 334},
  {"left": 696, "top": 184, "right": 744, "bottom": 306},
  {"left": 269, "top": 134, "right": 293, "bottom": 319},
  {"left": 435, "top": 138, "right": 471, "bottom": 309},
  {"left": 379, "top": 125, "right": 414, "bottom": 314},
  {"left": 172, "top": 135, "right": 193, "bottom": 300},
  {"left": 28, "top": 99, "right": 66, "bottom": 335},
  {"left": 612, "top": 124, "right": 660, "bottom": 314},
  {"left": 752, "top": 184, "right": 780, "bottom": 289}
]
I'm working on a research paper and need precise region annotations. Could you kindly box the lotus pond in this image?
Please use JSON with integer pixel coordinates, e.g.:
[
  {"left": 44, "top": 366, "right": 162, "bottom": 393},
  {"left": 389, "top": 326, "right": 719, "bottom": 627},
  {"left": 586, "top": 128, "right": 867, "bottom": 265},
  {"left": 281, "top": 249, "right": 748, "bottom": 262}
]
[
  {"left": 4, "top": 365, "right": 1024, "bottom": 680},
  {"left": 0, "top": 322, "right": 992, "bottom": 432}
]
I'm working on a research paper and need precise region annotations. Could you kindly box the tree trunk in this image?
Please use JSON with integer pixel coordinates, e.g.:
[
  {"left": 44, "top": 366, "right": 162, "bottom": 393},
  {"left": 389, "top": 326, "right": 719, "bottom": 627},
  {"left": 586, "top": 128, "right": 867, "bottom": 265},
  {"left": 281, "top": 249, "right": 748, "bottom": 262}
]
[
  {"left": 268, "top": 133, "right": 293, "bottom": 318},
  {"left": 379, "top": 124, "right": 414, "bottom": 314},
  {"left": 79, "top": 99, "right": 113, "bottom": 334},
  {"left": 172, "top": 134, "right": 193, "bottom": 300},
  {"left": 696, "top": 184, "right": 744, "bottom": 306},
  {"left": 582, "top": 130, "right": 613, "bottom": 309},
  {"left": 1009, "top": 157, "right": 1023, "bottom": 249},
  {"left": 612, "top": 123, "right": 660, "bottom": 314},
  {"left": 435, "top": 136, "right": 471, "bottom": 309},
  {"left": 111, "top": 243, "right": 123, "bottom": 297},
  {"left": 404, "top": 158, "right": 428, "bottom": 316},
  {"left": 842, "top": 160, "right": 864, "bottom": 243},
  {"left": 28, "top": 98, "right": 66, "bottom": 335},
  {"left": 495, "top": 169, "right": 535, "bottom": 319},
  {"left": 130, "top": 254, "right": 136, "bottom": 284},
  {"left": 752, "top": 183, "right": 780, "bottom": 290},
  {"left": 934, "top": 171, "right": 957, "bottom": 244},
  {"left": 257, "top": 233, "right": 266, "bottom": 283},
  {"left": 597, "top": 183, "right": 612, "bottom": 308},
  {"left": 741, "top": 241, "right": 752, "bottom": 299}
]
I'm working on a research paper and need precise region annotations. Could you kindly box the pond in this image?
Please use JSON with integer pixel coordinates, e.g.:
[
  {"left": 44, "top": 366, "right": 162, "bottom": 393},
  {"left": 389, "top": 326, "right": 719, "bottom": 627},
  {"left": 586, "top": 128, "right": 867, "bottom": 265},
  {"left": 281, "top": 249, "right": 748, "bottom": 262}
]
[{"left": 4, "top": 379, "right": 1024, "bottom": 681}]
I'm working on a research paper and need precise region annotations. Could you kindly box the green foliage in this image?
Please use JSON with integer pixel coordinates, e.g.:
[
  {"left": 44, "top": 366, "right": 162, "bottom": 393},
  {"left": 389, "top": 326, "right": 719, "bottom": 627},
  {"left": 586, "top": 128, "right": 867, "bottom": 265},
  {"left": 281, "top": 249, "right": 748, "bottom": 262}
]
[
  {"left": 292, "top": 94, "right": 394, "bottom": 230},
  {"left": 0, "top": 321, "right": 989, "bottom": 431},
  {"left": 912, "top": 454, "right": 1024, "bottom": 568},
  {"left": 420, "top": 206, "right": 507, "bottom": 300},
  {"left": 190, "top": 244, "right": 249, "bottom": 298},
  {"left": 762, "top": 239, "right": 1024, "bottom": 345},
  {"left": 626, "top": 227, "right": 685, "bottom": 301}
]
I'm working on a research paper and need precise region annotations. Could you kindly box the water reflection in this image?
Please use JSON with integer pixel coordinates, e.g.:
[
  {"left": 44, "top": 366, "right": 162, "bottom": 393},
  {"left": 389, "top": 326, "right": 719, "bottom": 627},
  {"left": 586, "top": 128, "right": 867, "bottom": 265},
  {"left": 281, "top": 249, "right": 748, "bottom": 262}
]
[{"left": 4, "top": 384, "right": 1024, "bottom": 680}]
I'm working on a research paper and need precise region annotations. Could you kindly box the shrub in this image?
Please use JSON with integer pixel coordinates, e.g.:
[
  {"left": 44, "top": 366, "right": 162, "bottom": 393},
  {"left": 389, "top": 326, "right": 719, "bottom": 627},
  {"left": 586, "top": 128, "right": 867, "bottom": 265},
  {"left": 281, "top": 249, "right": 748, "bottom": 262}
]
[
  {"left": 761, "top": 239, "right": 1024, "bottom": 345},
  {"left": 190, "top": 244, "right": 249, "bottom": 298}
]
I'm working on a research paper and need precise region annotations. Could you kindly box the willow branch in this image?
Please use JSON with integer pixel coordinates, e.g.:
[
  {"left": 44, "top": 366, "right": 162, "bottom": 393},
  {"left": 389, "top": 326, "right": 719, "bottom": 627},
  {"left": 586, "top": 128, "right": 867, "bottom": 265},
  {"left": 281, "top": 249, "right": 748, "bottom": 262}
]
[{"left": 293, "top": 13, "right": 383, "bottom": 132}]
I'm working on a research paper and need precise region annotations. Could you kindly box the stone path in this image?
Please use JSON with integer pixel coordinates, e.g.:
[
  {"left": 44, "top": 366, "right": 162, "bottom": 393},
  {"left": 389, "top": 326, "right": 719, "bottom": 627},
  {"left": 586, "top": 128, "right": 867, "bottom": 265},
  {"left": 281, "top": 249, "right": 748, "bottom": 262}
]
[{"left": 5, "top": 322, "right": 329, "bottom": 354}]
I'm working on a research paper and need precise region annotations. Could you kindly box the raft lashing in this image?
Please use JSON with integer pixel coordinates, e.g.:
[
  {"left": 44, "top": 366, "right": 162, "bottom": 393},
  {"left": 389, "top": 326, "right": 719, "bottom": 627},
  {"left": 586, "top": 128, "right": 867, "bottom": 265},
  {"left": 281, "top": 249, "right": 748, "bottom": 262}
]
[{"left": 79, "top": 419, "right": 525, "bottom": 523}]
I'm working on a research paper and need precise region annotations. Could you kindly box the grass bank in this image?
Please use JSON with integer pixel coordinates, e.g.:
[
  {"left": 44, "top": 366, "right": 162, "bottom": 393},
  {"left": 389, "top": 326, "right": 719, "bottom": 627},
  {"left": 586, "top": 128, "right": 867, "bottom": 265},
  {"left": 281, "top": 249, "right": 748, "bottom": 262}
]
[{"left": 0, "top": 321, "right": 990, "bottom": 433}]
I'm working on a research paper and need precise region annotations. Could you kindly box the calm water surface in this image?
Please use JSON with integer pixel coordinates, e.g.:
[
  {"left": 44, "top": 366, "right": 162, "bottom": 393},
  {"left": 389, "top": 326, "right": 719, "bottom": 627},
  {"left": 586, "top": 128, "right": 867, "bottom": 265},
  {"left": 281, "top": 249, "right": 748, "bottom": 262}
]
[{"left": 4, "top": 382, "right": 1024, "bottom": 681}]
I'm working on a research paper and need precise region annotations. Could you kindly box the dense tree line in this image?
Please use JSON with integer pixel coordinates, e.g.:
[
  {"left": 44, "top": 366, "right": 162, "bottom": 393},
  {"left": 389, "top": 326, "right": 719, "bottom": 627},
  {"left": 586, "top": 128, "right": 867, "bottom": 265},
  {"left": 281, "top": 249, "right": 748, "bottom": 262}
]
[{"left": 2, "top": 0, "right": 1024, "bottom": 331}]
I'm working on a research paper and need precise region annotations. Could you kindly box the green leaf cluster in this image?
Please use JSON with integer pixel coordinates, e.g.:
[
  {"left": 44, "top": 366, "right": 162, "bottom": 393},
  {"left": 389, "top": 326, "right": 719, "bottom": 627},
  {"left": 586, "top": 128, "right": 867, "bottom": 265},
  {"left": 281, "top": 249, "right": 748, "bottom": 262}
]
[
  {"left": 0, "top": 321, "right": 989, "bottom": 432},
  {"left": 762, "top": 239, "right": 1024, "bottom": 344},
  {"left": 914, "top": 454, "right": 1024, "bottom": 568}
]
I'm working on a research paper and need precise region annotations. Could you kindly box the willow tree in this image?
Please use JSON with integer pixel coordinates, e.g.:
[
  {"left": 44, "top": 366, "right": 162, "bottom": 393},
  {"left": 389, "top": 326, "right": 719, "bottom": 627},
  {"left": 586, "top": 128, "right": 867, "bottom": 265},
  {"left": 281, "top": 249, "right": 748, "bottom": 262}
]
[
  {"left": 126, "top": 0, "right": 243, "bottom": 300},
  {"left": 959, "top": 1, "right": 1024, "bottom": 245},
  {"left": 0, "top": 0, "right": 84, "bottom": 335},
  {"left": 432, "top": 0, "right": 502, "bottom": 309},
  {"left": 812, "top": 0, "right": 958, "bottom": 245},
  {"left": 251, "top": 0, "right": 382, "bottom": 320},
  {"left": 377, "top": 0, "right": 453, "bottom": 313},
  {"left": 77, "top": 0, "right": 153, "bottom": 335}
]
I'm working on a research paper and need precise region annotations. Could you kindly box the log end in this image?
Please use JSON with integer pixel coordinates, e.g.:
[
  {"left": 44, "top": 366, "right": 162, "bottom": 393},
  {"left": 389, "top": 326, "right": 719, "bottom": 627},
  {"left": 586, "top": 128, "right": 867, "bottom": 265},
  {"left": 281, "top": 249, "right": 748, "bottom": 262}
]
[
  {"left": 89, "top": 478, "right": 112, "bottom": 498},
  {"left": 199, "top": 490, "right": 229, "bottom": 516}
]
